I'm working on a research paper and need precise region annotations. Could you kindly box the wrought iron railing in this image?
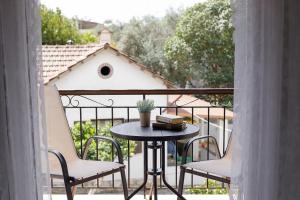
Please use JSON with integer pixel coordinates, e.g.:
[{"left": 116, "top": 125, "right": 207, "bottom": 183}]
[{"left": 52, "top": 88, "right": 233, "bottom": 192}]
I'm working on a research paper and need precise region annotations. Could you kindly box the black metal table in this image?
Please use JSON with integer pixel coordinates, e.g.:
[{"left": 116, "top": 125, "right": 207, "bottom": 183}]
[{"left": 110, "top": 121, "right": 199, "bottom": 200}]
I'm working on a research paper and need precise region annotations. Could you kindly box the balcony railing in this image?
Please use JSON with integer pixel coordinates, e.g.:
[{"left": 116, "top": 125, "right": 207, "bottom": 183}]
[{"left": 52, "top": 88, "right": 233, "bottom": 192}]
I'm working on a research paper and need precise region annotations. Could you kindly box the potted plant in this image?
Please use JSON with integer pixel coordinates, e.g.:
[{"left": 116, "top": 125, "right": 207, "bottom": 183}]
[{"left": 137, "top": 99, "right": 155, "bottom": 127}]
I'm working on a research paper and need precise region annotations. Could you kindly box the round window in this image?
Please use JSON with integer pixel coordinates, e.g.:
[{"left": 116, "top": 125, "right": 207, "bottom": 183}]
[{"left": 98, "top": 63, "right": 113, "bottom": 79}]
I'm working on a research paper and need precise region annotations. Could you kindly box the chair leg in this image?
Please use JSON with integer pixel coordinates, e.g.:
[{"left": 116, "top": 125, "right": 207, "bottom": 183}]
[
  {"left": 120, "top": 167, "right": 129, "bottom": 200},
  {"left": 65, "top": 182, "right": 73, "bottom": 200},
  {"left": 177, "top": 166, "right": 186, "bottom": 200}
]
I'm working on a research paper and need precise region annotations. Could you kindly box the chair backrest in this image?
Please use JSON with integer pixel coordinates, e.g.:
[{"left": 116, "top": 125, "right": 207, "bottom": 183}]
[{"left": 44, "top": 85, "right": 79, "bottom": 168}]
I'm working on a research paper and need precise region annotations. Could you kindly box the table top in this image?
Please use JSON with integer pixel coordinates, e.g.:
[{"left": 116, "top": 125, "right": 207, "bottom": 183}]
[{"left": 110, "top": 121, "right": 200, "bottom": 141}]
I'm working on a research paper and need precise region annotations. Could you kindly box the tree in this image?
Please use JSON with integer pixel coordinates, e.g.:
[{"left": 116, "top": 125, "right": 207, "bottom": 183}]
[
  {"left": 71, "top": 121, "right": 136, "bottom": 161},
  {"left": 40, "top": 5, "right": 97, "bottom": 45},
  {"left": 109, "top": 9, "right": 181, "bottom": 77},
  {"left": 164, "top": 0, "right": 234, "bottom": 88},
  {"left": 117, "top": 18, "right": 146, "bottom": 61}
]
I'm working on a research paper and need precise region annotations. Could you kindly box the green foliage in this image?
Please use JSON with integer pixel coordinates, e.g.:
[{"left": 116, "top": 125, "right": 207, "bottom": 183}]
[
  {"left": 109, "top": 2, "right": 233, "bottom": 89},
  {"left": 164, "top": 0, "right": 234, "bottom": 88},
  {"left": 198, "top": 94, "right": 233, "bottom": 106},
  {"left": 40, "top": 5, "right": 97, "bottom": 45},
  {"left": 186, "top": 179, "right": 228, "bottom": 194},
  {"left": 108, "top": 9, "right": 182, "bottom": 77},
  {"left": 71, "top": 121, "right": 136, "bottom": 161},
  {"left": 80, "top": 32, "right": 98, "bottom": 44},
  {"left": 137, "top": 99, "right": 155, "bottom": 113}
]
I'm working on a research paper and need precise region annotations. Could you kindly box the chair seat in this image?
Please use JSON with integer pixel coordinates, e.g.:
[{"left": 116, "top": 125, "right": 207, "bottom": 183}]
[
  {"left": 51, "top": 159, "right": 124, "bottom": 179},
  {"left": 183, "top": 157, "right": 231, "bottom": 178}
]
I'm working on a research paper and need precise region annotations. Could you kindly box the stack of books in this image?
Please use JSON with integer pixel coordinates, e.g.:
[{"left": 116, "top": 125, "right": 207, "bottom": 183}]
[{"left": 152, "top": 114, "right": 186, "bottom": 131}]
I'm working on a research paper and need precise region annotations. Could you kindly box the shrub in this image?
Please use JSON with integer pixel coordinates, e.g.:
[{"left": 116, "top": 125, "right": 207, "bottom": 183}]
[
  {"left": 186, "top": 179, "right": 228, "bottom": 194},
  {"left": 71, "top": 121, "right": 136, "bottom": 161}
]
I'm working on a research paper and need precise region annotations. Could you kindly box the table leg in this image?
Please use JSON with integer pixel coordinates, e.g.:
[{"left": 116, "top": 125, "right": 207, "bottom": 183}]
[
  {"left": 161, "top": 142, "right": 186, "bottom": 200},
  {"left": 152, "top": 141, "right": 158, "bottom": 200},
  {"left": 144, "top": 141, "right": 148, "bottom": 198},
  {"left": 127, "top": 141, "right": 148, "bottom": 200},
  {"left": 128, "top": 141, "right": 185, "bottom": 200}
]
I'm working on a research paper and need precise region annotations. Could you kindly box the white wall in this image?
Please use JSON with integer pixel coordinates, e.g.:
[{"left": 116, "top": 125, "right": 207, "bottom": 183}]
[
  {"left": 50, "top": 48, "right": 168, "bottom": 125},
  {"left": 52, "top": 49, "right": 167, "bottom": 90}
]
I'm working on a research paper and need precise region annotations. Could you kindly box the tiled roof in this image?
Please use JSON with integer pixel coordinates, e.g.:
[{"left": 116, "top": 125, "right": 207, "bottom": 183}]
[
  {"left": 42, "top": 44, "right": 102, "bottom": 82},
  {"left": 167, "top": 95, "right": 234, "bottom": 119},
  {"left": 42, "top": 43, "right": 174, "bottom": 87}
]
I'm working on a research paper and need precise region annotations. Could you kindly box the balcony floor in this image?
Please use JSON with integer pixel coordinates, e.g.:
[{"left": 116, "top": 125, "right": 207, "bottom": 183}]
[{"left": 52, "top": 194, "right": 229, "bottom": 200}]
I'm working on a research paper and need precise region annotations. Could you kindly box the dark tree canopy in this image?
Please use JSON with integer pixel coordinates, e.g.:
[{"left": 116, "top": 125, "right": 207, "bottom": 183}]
[
  {"left": 110, "top": 1, "right": 234, "bottom": 88},
  {"left": 164, "top": 0, "right": 234, "bottom": 88}
]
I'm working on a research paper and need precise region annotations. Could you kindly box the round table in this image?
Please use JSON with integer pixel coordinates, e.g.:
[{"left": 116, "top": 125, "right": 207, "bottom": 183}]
[{"left": 110, "top": 121, "right": 199, "bottom": 200}]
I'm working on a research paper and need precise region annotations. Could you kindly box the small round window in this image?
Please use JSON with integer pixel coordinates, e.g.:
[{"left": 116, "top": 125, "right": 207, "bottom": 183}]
[{"left": 98, "top": 63, "right": 113, "bottom": 79}]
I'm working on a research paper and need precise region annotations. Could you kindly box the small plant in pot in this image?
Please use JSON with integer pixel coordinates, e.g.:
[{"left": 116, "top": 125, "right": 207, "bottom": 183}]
[{"left": 137, "top": 99, "right": 155, "bottom": 127}]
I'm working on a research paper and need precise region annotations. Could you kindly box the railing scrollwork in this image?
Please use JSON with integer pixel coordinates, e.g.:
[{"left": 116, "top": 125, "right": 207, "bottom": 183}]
[{"left": 61, "top": 95, "right": 114, "bottom": 107}]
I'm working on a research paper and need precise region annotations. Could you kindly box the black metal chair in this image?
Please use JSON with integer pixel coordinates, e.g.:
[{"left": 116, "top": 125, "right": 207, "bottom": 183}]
[
  {"left": 45, "top": 85, "right": 128, "bottom": 200},
  {"left": 178, "top": 135, "right": 232, "bottom": 199}
]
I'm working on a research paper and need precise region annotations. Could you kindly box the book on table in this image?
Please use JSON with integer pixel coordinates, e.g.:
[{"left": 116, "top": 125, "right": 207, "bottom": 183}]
[
  {"left": 156, "top": 114, "right": 184, "bottom": 124},
  {"left": 152, "top": 122, "right": 186, "bottom": 131}
]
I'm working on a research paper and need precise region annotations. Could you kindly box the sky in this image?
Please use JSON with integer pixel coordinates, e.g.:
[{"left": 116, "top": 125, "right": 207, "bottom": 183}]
[{"left": 41, "top": 0, "right": 204, "bottom": 23}]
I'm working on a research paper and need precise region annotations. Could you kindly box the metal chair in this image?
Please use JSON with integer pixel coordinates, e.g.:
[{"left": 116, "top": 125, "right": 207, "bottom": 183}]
[
  {"left": 178, "top": 135, "right": 232, "bottom": 199},
  {"left": 44, "top": 85, "right": 128, "bottom": 200}
]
